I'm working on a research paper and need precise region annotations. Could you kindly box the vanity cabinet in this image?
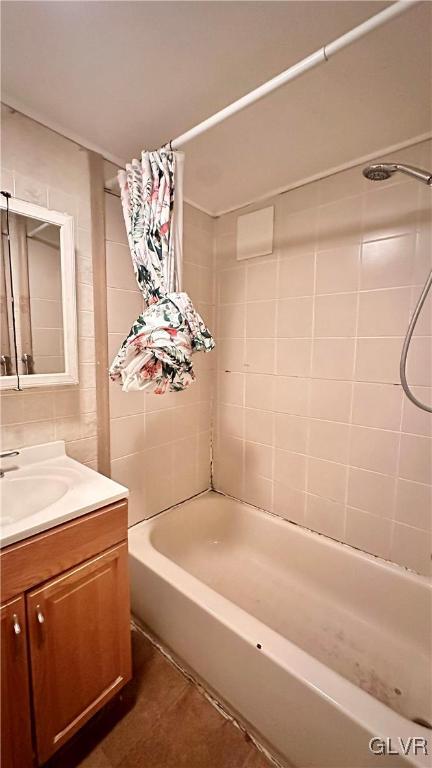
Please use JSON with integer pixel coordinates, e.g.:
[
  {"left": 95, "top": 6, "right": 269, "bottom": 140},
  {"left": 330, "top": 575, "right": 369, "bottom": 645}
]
[{"left": 0, "top": 499, "right": 131, "bottom": 767}]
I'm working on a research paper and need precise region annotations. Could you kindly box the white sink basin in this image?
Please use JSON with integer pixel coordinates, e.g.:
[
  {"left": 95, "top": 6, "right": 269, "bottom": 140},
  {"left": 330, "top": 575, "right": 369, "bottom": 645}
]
[
  {"left": 1, "top": 476, "right": 69, "bottom": 523},
  {"left": 0, "top": 441, "right": 128, "bottom": 548}
]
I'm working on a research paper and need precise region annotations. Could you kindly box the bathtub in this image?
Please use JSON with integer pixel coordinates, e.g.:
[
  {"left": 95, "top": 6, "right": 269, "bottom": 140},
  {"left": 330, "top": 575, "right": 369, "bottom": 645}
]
[{"left": 129, "top": 491, "right": 431, "bottom": 768}]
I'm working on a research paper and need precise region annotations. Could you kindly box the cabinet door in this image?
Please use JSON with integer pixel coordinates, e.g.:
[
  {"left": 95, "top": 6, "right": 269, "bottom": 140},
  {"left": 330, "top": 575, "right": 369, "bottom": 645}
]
[
  {"left": 27, "top": 543, "right": 131, "bottom": 764},
  {"left": 1, "top": 596, "right": 34, "bottom": 768}
]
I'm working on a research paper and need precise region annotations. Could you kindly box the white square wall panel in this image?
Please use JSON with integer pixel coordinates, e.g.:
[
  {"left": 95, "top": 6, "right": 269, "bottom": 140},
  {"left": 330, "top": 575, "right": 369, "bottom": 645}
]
[{"left": 236, "top": 205, "right": 274, "bottom": 261}]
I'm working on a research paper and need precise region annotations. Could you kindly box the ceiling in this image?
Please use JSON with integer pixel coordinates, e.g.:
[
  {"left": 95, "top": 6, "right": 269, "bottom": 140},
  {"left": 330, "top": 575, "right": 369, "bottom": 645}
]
[{"left": 2, "top": 1, "right": 431, "bottom": 215}]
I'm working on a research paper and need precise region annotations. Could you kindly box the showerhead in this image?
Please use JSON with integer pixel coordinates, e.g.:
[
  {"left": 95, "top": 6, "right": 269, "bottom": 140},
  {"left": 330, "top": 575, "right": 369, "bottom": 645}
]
[
  {"left": 363, "top": 162, "right": 432, "bottom": 185},
  {"left": 363, "top": 163, "right": 396, "bottom": 181}
]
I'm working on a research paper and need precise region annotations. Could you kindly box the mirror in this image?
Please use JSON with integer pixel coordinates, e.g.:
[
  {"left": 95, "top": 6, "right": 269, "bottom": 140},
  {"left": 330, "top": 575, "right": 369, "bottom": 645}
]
[{"left": 0, "top": 198, "right": 78, "bottom": 389}]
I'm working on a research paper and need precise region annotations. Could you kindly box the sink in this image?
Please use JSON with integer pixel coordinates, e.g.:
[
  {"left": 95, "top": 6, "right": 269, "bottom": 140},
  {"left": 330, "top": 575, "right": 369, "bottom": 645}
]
[
  {"left": 0, "top": 440, "right": 128, "bottom": 548},
  {"left": 0, "top": 475, "right": 69, "bottom": 523}
]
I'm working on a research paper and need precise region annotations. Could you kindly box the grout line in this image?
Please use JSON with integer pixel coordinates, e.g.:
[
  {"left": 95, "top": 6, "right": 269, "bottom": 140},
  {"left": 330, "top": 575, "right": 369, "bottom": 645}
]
[
  {"left": 214, "top": 367, "right": 431, "bottom": 388},
  {"left": 303, "top": 239, "right": 317, "bottom": 523},
  {"left": 239, "top": 266, "right": 248, "bottom": 501},
  {"left": 209, "top": 214, "right": 217, "bottom": 488},
  {"left": 215, "top": 333, "right": 432, "bottom": 340},
  {"left": 390, "top": 405, "right": 406, "bottom": 560},
  {"left": 270, "top": 257, "right": 280, "bottom": 512},
  {"left": 343, "top": 230, "right": 363, "bottom": 537},
  {"left": 108, "top": 428, "right": 212, "bottom": 463},
  {"left": 105, "top": 237, "right": 129, "bottom": 247},
  {"left": 217, "top": 407, "right": 431, "bottom": 438}
]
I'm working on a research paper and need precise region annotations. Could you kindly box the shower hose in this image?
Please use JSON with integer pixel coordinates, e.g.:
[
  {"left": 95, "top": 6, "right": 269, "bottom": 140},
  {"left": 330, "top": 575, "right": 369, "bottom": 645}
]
[{"left": 400, "top": 269, "right": 432, "bottom": 413}]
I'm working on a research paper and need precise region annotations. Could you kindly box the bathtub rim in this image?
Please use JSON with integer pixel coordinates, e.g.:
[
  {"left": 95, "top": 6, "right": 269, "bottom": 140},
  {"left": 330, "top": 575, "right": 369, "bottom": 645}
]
[{"left": 128, "top": 490, "right": 431, "bottom": 767}]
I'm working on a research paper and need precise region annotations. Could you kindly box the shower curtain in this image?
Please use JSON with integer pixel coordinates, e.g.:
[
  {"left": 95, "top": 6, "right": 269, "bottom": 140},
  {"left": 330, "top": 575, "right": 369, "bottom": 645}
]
[{"left": 109, "top": 148, "right": 214, "bottom": 394}]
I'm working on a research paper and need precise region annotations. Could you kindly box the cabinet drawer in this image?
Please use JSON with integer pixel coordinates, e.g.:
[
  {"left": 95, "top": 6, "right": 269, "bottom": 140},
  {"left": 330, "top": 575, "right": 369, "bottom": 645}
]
[
  {"left": 27, "top": 543, "right": 131, "bottom": 763},
  {"left": 0, "top": 499, "right": 128, "bottom": 602}
]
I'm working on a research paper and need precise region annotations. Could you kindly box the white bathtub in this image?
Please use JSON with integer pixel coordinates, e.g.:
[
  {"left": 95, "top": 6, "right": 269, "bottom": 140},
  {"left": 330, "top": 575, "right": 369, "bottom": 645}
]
[{"left": 129, "top": 491, "right": 431, "bottom": 768}]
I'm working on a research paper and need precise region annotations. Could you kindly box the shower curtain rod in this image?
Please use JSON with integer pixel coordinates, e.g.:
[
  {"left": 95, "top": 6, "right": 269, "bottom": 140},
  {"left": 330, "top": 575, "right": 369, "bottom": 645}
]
[{"left": 169, "top": 0, "right": 416, "bottom": 149}]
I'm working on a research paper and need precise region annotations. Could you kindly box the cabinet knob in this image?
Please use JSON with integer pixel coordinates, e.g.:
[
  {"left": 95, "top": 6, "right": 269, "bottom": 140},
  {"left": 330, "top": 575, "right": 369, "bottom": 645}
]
[
  {"left": 36, "top": 605, "right": 45, "bottom": 624},
  {"left": 12, "top": 613, "right": 21, "bottom": 635}
]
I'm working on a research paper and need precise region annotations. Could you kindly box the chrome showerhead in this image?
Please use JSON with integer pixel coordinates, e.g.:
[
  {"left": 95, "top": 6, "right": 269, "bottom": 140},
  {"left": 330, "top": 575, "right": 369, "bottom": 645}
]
[
  {"left": 363, "top": 162, "right": 432, "bottom": 185},
  {"left": 363, "top": 163, "right": 396, "bottom": 181}
]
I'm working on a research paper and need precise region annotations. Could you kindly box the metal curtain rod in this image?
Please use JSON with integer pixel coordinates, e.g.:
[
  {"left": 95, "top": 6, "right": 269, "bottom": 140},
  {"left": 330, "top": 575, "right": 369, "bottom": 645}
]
[{"left": 169, "top": 1, "right": 417, "bottom": 150}]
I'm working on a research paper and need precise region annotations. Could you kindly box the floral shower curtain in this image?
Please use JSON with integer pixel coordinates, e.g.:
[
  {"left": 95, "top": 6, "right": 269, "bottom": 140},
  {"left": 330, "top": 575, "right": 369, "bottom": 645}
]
[{"left": 109, "top": 148, "right": 215, "bottom": 394}]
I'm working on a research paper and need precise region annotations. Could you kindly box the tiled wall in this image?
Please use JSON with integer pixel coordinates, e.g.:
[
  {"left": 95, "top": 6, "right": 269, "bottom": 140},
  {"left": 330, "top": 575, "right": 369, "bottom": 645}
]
[
  {"left": 213, "top": 139, "right": 431, "bottom": 575},
  {"left": 105, "top": 193, "right": 214, "bottom": 526},
  {"left": 0, "top": 107, "right": 98, "bottom": 467}
]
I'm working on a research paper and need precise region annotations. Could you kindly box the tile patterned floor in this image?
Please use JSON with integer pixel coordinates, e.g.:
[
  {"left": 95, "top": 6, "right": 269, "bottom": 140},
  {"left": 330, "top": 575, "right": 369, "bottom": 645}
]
[{"left": 45, "top": 627, "right": 271, "bottom": 768}]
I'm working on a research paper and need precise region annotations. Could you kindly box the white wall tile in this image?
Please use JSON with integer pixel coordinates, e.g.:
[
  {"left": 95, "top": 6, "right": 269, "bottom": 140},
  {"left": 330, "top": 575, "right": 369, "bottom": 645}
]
[
  {"left": 247, "top": 260, "right": 277, "bottom": 301},
  {"left": 307, "top": 458, "right": 347, "bottom": 503},
  {"left": 274, "top": 448, "right": 306, "bottom": 491},
  {"left": 107, "top": 288, "right": 143, "bottom": 334},
  {"left": 357, "top": 288, "right": 411, "bottom": 337},
  {"left": 106, "top": 241, "right": 137, "bottom": 291},
  {"left": 275, "top": 413, "right": 308, "bottom": 453},
  {"left": 349, "top": 426, "right": 399, "bottom": 476},
  {"left": 355, "top": 338, "right": 402, "bottom": 384},
  {"left": 243, "top": 474, "right": 272, "bottom": 510},
  {"left": 219, "top": 371, "right": 244, "bottom": 407},
  {"left": 274, "top": 376, "right": 309, "bottom": 416},
  {"left": 395, "top": 479, "right": 431, "bottom": 530},
  {"left": 399, "top": 433, "right": 432, "bottom": 484},
  {"left": 360, "top": 234, "right": 415, "bottom": 290},
  {"left": 345, "top": 507, "right": 392, "bottom": 559},
  {"left": 311, "top": 338, "right": 355, "bottom": 381},
  {"left": 273, "top": 483, "right": 306, "bottom": 524},
  {"left": 309, "top": 379, "right": 352, "bottom": 423},
  {"left": 391, "top": 523, "right": 431, "bottom": 575},
  {"left": 316, "top": 245, "right": 360, "bottom": 294},
  {"left": 314, "top": 293, "right": 357, "bottom": 338},
  {"left": 246, "top": 300, "right": 275, "bottom": 338},
  {"left": 218, "top": 302, "right": 245, "bottom": 338},
  {"left": 278, "top": 253, "right": 314, "bottom": 298},
  {"left": 309, "top": 419, "right": 350, "bottom": 464},
  {"left": 244, "top": 339, "right": 275, "bottom": 374},
  {"left": 218, "top": 267, "right": 246, "bottom": 304},
  {"left": 277, "top": 338, "right": 311, "bottom": 377},
  {"left": 110, "top": 414, "right": 145, "bottom": 459},
  {"left": 352, "top": 382, "right": 402, "bottom": 431},
  {"left": 318, "top": 196, "right": 362, "bottom": 249},
  {"left": 405, "top": 337, "right": 432, "bottom": 387},
  {"left": 347, "top": 467, "right": 395, "bottom": 518},
  {"left": 245, "top": 373, "right": 274, "bottom": 411},
  {"left": 105, "top": 193, "right": 128, "bottom": 244},
  {"left": 245, "top": 441, "right": 273, "bottom": 479},
  {"left": 245, "top": 408, "right": 273, "bottom": 445},
  {"left": 305, "top": 494, "right": 345, "bottom": 540}
]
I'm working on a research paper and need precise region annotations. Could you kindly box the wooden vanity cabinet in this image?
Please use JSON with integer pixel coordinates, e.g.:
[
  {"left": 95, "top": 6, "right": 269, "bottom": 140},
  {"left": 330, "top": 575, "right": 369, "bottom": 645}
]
[{"left": 0, "top": 499, "right": 131, "bottom": 767}]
